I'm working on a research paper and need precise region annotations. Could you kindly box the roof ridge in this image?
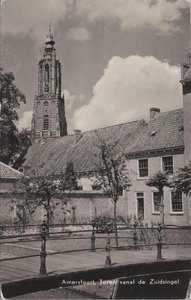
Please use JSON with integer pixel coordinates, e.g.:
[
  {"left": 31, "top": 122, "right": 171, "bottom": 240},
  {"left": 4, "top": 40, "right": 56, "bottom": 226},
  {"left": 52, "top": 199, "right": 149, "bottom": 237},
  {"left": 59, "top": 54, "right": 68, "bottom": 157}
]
[
  {"left": 0, "top": 162, "right": 23, "bottom": 176},
  {"left": 70, "top": 119, "right": 145, "bottom": 136},
  {"left": 42, "top": 109, "right": 182, "bottom": 141},
  {"left": 157, "top": 108, "right": 183, "bottom": 116}
]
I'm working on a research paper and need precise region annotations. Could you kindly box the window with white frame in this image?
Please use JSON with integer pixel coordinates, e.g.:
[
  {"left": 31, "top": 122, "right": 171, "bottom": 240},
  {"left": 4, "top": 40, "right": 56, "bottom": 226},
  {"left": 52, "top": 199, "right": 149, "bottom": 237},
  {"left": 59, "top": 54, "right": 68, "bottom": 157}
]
[
  {"left": 171, "top": 191, "right": 183, "bottom": 213},
  {"left": 138, "top": 159, "right": 148, "bottom": 178},
  {"left": 162, "top": 156, "right": 173, "bottom": 174},
  {"left": 152, "top": 192, "right": 160, "bottom": 213},
  {"left": 136, "top": 192, "right": 144, "bottom": 219}
]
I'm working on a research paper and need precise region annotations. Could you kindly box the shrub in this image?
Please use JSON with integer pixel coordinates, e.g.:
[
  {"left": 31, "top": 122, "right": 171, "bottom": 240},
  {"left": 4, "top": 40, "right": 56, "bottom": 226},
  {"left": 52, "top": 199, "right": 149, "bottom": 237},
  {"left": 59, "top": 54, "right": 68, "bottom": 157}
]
[{"left": 92, "top": 215, "right": 115, "bottom": 233}]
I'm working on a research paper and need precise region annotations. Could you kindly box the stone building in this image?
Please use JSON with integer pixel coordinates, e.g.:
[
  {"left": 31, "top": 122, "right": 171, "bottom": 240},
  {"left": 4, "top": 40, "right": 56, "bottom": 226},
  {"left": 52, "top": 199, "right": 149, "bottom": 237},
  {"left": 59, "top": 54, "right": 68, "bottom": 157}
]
[
  {"left": 18, "top": 30, "right": 191, "bottom": 226},
  {"left": 31, "top": 27, "right": 67, "bottom": 141}
]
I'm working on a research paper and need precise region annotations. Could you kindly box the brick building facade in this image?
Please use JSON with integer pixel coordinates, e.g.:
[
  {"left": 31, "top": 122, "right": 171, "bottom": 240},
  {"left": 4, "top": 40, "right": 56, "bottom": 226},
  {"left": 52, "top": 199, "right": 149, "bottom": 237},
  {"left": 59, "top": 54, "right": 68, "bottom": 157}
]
[{"left": 31, "top": 27, "right": 67, "bottom": 141}]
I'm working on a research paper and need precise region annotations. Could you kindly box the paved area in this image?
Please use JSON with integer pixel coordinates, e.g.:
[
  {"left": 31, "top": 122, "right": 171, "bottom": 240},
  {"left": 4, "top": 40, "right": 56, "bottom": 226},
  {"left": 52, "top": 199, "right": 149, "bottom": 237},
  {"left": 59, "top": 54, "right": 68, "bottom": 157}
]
[{"left": 0, "top": 243, "right": 191, "bottom": 283}]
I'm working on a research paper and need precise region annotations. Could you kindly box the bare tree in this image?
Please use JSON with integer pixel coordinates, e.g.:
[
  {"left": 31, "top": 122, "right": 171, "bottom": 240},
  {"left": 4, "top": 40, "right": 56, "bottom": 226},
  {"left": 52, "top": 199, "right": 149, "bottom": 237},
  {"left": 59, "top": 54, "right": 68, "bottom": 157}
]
[{"left": 93, "top": 133, "right": 131, "bottom": 246}]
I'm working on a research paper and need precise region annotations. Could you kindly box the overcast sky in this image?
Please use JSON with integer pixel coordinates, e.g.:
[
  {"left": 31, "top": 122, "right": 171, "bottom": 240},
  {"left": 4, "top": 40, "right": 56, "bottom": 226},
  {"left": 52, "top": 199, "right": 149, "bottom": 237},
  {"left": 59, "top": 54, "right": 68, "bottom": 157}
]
[{"left": 1, "top": 0, "right": 190, "bottom": 133}]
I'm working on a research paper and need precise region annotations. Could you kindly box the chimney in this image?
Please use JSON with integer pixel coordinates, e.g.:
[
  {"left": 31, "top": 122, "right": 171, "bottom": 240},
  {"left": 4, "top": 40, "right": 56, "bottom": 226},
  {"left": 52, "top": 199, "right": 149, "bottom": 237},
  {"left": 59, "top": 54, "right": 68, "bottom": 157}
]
[
  {"left": 74, "top": 129, "right": 82, "bottom": 144},
  {"left": 150, "top": 107, "right": 160, "bottom": 120}
]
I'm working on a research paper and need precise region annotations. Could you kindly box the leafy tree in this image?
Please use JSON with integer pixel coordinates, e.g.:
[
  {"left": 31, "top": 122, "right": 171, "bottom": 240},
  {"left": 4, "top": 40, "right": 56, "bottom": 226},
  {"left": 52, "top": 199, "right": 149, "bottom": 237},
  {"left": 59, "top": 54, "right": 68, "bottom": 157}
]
[
  {"left": 93, "top": 133, "right": 131, "bottom": 246},
  {"left": 170, "top": 162, "right": 191, "bottom": 196},
  {"left": 11, "top": 129, "right": 32, "bottom": 169},
  {"left": 17, "top": 162, "right": 79, "bottom": 227},
  {"left": 146, "top": 171, "right": 170, "bottom": 225},
  {"left": 0, "top": 69, "right": 30, "bottom": 165},
  {"left": 21, "top": 175, "right": 61, "bottom": 229},
  {"left": 62, "top": 161, "right": 78, "bottom": 191}
]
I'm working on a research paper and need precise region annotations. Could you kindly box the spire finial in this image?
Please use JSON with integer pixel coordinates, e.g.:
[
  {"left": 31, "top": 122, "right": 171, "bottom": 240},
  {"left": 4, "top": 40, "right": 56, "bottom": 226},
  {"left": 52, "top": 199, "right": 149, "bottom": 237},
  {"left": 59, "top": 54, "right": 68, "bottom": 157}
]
[
  {"left": 49, "top": 23, "right": 52, "bottom": 35},
  {"left": 45, "top": 24, "right": 55, "bottom": 45}
]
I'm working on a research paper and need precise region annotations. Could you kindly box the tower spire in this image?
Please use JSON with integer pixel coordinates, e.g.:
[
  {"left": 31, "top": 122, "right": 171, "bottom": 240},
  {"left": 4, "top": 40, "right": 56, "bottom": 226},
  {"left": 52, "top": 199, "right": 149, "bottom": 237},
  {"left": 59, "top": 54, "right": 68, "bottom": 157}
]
[
  {"left": 49, "top": 23, "right": 52, "bottom": 35},
  {"left": 45, "top": 24, "right": 55, "bottom": 46}
]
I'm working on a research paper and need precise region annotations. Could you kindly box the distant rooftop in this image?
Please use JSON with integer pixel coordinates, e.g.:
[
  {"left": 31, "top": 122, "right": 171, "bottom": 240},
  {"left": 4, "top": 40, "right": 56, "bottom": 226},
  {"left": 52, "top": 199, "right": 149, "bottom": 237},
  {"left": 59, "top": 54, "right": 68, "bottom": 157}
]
[
  {"left": 0, "top": 162, "right": 23, "bottom": 180},
  {"left": 23, "top": 108, "right": 184, "bottom": 177}
]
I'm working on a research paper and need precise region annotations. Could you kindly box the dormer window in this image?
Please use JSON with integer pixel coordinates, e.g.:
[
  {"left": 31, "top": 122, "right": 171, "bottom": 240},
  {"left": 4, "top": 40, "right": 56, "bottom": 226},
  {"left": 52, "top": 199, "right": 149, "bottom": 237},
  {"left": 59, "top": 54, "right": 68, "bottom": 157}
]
[{"left": 150, "top": 130, "right": 156, "bottom": 136}]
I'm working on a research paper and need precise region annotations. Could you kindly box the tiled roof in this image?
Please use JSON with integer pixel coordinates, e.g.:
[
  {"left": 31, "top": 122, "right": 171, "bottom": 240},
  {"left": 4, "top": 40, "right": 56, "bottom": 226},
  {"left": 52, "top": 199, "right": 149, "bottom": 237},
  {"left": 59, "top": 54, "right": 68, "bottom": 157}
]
[
  {"left": 128, "top": 109, "right": 184, "bottom": 155},
  {"left": 23, "top": 119, "right": 146, "bottom": 176},
  {"left": 0, "top": 162, "right": 23, "bottom": 180},
  {"left": 23, "top": 109, "right": 184, "bottom": 176}
]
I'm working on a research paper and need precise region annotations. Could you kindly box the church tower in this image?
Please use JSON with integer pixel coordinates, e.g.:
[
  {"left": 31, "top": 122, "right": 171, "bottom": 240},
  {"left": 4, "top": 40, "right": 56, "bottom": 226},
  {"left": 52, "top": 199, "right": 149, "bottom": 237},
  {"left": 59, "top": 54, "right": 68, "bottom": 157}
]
[{"left": 32, "top": 26, "right": 67, "bottom": 141}]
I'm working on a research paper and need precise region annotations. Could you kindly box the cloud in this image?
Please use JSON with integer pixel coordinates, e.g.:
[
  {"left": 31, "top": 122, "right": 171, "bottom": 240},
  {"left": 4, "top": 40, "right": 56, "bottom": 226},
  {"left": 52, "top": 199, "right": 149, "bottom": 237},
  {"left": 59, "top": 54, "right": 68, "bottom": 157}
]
[
  {"left": 73, "top": 55, "right": 182, "bottom": 131},
  {"left": 64, "top": 89, "right": 85, "bottom": 110},
  {"left": 17, "top": 111, "right": 33, "bottom": 130},
  {"left": 63, "top": 89, "right": 86, "bottom": 132},
  {"left": 2, "top": 0, "right": 188, "bottom": 43},
  {"left": 2, "top": 0, "right": 74, "bottom": 44},
  {"left": 75, "top": 0, "right": 188, "bottom": 34},
  {"left": 67, "top": 27, "right": 90, "bottom": 41}
]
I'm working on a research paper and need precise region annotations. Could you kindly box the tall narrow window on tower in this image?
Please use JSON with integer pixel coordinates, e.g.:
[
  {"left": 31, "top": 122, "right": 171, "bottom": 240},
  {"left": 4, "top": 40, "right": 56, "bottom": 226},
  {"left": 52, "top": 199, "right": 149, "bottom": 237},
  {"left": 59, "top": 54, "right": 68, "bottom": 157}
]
[
  {"left": 43, "top": 115, "right": 49, "bottom": 130},
  {"left": 43, "top": 101, "right": 49, "bottom": 113},
  {"left": 39, "top": 65, "right": 43, "bottom": 95},
  {"left": 45, "top": 64, "right": 49, "bottom": 93}
]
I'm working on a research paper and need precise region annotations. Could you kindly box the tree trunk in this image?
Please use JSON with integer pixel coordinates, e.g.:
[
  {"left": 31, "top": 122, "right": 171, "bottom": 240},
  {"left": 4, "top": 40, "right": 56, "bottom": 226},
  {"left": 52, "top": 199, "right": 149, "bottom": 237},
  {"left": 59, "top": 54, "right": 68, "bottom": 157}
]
[
  {"left": 47, "top": 207, "right": 50, "bottom": 232},
  {"left": 113, "top": 201, "right": 118, "bottom": 247},
  {"left": 159, "top": 189, "right": 164, "bottom": 226},
  {"left": 46, "top": 196, "right": 50, "bottom": 234}
]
